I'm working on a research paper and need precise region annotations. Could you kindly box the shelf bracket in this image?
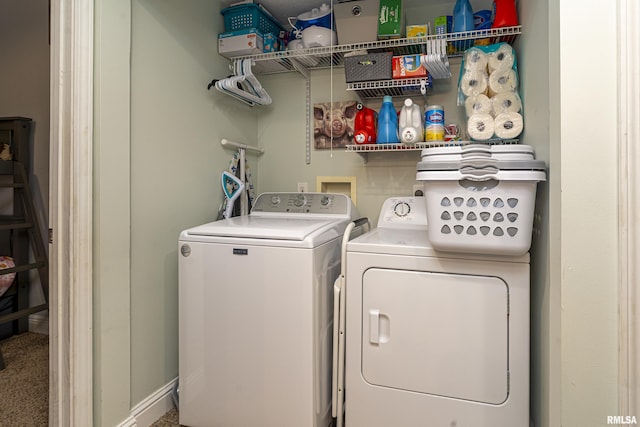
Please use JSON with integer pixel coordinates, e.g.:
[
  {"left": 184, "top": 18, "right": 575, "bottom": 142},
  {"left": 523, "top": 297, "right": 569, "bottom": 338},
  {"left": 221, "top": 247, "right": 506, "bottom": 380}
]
[
  {"left": 290, "top": 58, "right": 310, "bottom": 80},
  {"left": 291, "top": 58, "right": 312, "bottom": 165}
]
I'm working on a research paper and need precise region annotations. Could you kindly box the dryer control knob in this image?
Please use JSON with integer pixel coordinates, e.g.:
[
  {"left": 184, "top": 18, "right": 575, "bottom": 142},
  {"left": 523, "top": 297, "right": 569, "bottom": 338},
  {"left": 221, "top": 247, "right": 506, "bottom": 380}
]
[{"left": 393, "top": 201, "right": 411, "bottom": 217}]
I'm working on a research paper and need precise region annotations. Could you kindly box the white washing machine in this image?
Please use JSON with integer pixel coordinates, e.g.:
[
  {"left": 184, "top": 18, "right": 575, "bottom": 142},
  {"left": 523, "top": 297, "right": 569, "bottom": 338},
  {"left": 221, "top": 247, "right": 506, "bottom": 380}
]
[
  {"left": 178, "top": 192, "right": 360, "bottom": 427},
  {"left": 337, "top": 196, "right": 530, "bottom": 427}
]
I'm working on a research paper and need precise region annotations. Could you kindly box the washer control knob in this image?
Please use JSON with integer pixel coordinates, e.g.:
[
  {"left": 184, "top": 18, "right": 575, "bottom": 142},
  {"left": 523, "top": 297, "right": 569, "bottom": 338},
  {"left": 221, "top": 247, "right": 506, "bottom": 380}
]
[
  {"left": 320, "top": 195, "right": 331, "bottom": 206},
  {"left": 270, "top": 195, "right": 281, "bottom": 205},
  {"left": 293, "top": 194, "right": 306, "bottom": 207}
]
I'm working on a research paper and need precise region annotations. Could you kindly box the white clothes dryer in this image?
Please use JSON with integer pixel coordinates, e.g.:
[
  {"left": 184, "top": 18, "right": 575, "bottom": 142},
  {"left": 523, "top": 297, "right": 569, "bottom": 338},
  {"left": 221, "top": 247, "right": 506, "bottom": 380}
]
[
  {"left": 179, "top": 192, "right": 360, "bottom": 427},
  {"left": 337, "top": 196, "right": 530, "bottom": 427}
]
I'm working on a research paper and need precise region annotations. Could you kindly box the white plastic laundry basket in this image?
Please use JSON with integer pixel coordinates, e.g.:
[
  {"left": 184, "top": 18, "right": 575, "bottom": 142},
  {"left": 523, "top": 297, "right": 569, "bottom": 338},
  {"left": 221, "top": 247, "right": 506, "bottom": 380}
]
[{"left": 417, "top": 161, "right": 546, "bottom": 256}]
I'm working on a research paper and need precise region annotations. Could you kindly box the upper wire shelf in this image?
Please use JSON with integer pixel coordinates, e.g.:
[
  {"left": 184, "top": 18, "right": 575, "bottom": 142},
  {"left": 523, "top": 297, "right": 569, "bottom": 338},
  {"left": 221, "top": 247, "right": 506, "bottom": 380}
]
[{"left": 231, "top": 26, "right": 522, "bottom": 75}]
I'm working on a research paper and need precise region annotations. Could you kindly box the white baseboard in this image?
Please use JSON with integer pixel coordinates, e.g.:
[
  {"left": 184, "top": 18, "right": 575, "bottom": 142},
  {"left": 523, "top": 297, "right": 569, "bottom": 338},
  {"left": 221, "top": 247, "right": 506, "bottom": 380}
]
[
  {"left": 29, "top": 312, "right": 49, "bottom": 335},
  {"left": 117, "top": 378, "right": 178, "bottom": 427}
]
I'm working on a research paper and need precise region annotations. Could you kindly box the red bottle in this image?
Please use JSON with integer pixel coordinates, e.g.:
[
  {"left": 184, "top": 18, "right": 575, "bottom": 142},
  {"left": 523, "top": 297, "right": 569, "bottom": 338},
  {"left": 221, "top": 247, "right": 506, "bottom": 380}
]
[
  {"left": 353, "top": 103, "right": 377, "bottom": 144},
  {"left": 491, "top": 0, "right": 518, "bottom": 28}
]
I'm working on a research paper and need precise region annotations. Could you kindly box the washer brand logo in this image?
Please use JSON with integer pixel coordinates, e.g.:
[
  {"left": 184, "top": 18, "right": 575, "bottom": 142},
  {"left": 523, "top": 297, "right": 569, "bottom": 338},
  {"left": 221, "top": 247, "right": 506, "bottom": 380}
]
[
  {"left": 233, "top": 248, "right": 248, "bottom": 255},
  {"left": 607, "top": 415, "right": 638, "bottom": 425}
]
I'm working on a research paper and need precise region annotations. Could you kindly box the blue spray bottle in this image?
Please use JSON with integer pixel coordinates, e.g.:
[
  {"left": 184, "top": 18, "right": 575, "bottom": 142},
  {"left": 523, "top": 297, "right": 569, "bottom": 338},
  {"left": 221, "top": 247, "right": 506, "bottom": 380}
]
[{"left": 377, "top": 96, "right": 400, "bottom": 144}]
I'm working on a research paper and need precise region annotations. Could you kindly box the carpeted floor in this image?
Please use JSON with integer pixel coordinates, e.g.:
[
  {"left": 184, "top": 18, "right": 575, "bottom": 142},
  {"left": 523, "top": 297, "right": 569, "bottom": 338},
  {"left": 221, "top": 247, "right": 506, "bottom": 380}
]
[
  {"left": 151, "top": 408, "right": 184, "bottom": 426},
  {"left": 0, "top": 332, "right": 49, "bottom": 426},
  {"left": 0, "top": 333, "right": 190, "bottom": 427}
]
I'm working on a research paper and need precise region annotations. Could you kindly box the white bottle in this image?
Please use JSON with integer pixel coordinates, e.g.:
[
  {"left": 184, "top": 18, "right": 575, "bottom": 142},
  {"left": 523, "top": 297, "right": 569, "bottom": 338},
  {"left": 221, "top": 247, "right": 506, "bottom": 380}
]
[{"left": 399, "top": 98, "right": 424, "bottom": 144}]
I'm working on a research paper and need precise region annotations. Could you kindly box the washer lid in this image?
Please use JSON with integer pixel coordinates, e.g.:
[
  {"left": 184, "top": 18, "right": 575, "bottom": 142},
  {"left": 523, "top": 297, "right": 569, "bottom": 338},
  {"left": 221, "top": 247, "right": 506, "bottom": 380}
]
[{"left": 183, "top": 215, "right": 344, "bottom": 241}]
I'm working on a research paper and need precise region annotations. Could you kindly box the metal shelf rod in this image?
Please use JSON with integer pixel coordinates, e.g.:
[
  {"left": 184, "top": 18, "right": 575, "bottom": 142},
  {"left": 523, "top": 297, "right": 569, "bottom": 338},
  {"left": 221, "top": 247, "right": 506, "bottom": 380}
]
[{"left": 220, "top": 138, "right": 264, "bottom": 154}]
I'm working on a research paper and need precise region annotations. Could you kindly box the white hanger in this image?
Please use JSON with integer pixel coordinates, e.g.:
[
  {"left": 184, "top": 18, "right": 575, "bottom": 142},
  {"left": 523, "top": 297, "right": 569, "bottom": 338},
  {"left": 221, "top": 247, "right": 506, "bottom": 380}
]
[
  {"left": 215, "top": 59, "right": 273, "bottom": 107},
  {"left": 421, "top": 39, "right": 452, "bottom": 79},
  {"left": 215, "top": 59, "right": 270, "bottom": 106}
]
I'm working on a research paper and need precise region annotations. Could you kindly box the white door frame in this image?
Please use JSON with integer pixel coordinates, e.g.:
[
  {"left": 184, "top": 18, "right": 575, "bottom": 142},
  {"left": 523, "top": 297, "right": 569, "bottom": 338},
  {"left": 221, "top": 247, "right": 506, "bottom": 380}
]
[
  {"left": 49, "top": 0, "right": 94, "bottom": 425},
  {"left": 618, "top": 0, "right": 640, "bottom": 418}
]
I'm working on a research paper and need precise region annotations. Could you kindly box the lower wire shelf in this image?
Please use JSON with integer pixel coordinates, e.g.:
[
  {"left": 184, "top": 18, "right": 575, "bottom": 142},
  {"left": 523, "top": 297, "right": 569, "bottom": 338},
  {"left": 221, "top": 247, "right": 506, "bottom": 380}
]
[
  {"left": 345, "top": 139, "right": 520, "bottom": 162},
  {"left": 346, "top": 138, "right": 520, "bottom": 152}
]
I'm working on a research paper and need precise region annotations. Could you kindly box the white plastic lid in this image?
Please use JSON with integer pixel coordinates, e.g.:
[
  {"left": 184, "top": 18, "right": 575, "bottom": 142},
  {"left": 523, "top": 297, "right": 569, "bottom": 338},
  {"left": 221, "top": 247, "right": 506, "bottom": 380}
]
[
  {"left": 418, "top": 157, "right": 545, "bottom": 169},
  {"left": 421, "top": 144, "right": 535, "bottom": 161},
  {"left": 416, "top": 168, "right": 546, "bottom": 182}
]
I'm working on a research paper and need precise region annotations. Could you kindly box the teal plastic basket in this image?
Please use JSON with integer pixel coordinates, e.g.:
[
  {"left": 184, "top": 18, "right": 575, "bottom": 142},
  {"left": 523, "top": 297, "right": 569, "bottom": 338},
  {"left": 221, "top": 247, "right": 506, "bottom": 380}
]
[{"left": 221, "top": 4, "right": 284, "bottom": 36}]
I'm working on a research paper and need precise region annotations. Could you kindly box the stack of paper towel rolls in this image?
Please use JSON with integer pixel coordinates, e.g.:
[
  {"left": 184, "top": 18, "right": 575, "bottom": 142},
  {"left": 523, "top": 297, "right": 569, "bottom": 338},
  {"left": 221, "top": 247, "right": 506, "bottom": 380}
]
[{"left": 459, "top": 43, "right": 524, "bottom": 141}]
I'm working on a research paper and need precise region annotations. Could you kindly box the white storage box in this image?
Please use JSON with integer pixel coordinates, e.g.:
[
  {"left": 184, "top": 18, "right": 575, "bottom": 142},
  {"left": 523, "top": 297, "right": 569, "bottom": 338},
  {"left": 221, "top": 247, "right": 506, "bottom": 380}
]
[
  {"left": 417, "top": 158, "right": 546, "bottom": 256},
  {"left": 334, "top": 0, "right": 380, "bottom": 44},
  {"left": 218, "top": 28, "right": 264, "bottom": 59}
]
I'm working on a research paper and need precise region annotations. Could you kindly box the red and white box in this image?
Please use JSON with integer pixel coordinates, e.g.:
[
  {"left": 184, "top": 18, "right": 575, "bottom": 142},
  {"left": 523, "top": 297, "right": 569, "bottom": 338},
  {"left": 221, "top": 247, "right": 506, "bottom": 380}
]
[{"left": 392, "top": 54, "right": 428, "bottom": 79}]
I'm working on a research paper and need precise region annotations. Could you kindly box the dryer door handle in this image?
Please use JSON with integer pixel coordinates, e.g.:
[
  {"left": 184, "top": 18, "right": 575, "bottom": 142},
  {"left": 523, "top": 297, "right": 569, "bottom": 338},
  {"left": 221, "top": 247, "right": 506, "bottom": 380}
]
[
  {"left": 369, "top": 309, "right": 390, "bottom": 345},
  {"left": 369, "top": 309, "right": 381, "bottom": 344}
]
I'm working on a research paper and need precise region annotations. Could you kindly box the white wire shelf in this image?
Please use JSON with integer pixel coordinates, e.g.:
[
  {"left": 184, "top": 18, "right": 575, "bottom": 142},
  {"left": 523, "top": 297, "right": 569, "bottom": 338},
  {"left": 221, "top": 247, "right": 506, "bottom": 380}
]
[
  {"left": 346, "top": 78, "right": 431, "bottom": 98},
  {"left": 346, "top": 139, "right": 520, "bottom": 162},
  {"left": 232, "top": 26, "right": 522, "bottom": 76}
]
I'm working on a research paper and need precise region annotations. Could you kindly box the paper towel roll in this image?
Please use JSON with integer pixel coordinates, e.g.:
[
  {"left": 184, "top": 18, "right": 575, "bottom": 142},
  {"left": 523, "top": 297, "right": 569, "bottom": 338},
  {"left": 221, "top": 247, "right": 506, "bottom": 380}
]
[
  {"left": 467, "top": 114, "right": 495, "bottom": 141},
  {"left": 488, "top": 43, "right": 516, "bottom": 73},
  {"left": 459, "top": 70, "right": 489, "bottom": 98},
  {"left": 464, "top": 47, "right": 489, "bottom": 72},
  {"left": 465, "top": 94, "right": 493, "bottom": 117},
  {"left": 494, "top": 112, "right": 524, "bottom": 139},
  {"left": 488, "top": 68, "right": 518, "bottom": 95},
  {"left": 491, "top": 91, "right": 522, "bottom": 114}
]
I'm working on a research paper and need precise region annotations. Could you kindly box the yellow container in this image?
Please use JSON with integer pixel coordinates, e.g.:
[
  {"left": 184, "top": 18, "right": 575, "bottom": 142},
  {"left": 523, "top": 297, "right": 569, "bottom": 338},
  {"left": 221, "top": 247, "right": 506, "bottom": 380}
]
[
  {"left": 425, "top": 105, "right": 445, "bottom": 141},
  {"left": 406, "top": 24, "right": 430, "bottom": 37}
]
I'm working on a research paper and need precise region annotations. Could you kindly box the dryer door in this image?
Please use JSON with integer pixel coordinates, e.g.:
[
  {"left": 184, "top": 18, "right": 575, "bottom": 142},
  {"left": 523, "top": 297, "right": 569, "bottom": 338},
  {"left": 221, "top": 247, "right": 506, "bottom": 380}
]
[{"left": 361, "top": 268, "right": 509, "bottom": 405}]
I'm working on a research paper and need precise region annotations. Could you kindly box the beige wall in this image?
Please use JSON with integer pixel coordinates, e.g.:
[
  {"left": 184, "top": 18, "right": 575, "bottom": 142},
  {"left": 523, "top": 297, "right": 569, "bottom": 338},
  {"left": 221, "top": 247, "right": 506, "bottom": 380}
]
[
  {"left": 257, "top": 68, "right": 428, "bottom": 226},
  {"left": 128, "top": 0, "right": 260, "bottom": 411},
  {"left": 94, "top": 0, "right": 132, "bottom": 425},
  {"left": 92, "top": 0, "right": 622, "bottom": 426},
  {"left": 518, "top": 0, "right": 557, "bottom": 425}
]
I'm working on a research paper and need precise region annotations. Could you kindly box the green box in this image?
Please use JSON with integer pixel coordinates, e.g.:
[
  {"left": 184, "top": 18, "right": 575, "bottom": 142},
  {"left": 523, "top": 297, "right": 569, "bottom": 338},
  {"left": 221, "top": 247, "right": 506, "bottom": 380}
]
[
  {"left": 377, "top": 0, "right": 404, "bottom": 39},
  {"left": 434, "top": 15, "right": 452, "bottom": 35}
]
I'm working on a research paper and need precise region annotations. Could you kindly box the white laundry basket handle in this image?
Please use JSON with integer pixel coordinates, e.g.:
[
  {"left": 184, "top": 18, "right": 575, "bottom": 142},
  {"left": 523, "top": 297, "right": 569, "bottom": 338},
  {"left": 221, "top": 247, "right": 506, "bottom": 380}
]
[
  {"left": 459, "top": 144, "right": 494, "bottom": 159},
  {"left": 459, "top": 158, "right": 501, "bottom": 181}
]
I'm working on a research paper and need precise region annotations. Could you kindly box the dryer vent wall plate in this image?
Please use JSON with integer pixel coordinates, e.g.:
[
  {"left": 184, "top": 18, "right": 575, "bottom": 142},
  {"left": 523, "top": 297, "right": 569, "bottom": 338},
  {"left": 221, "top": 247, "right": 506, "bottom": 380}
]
[{"left": 317, "top": 176, "right": 357, "bottom": 205}]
